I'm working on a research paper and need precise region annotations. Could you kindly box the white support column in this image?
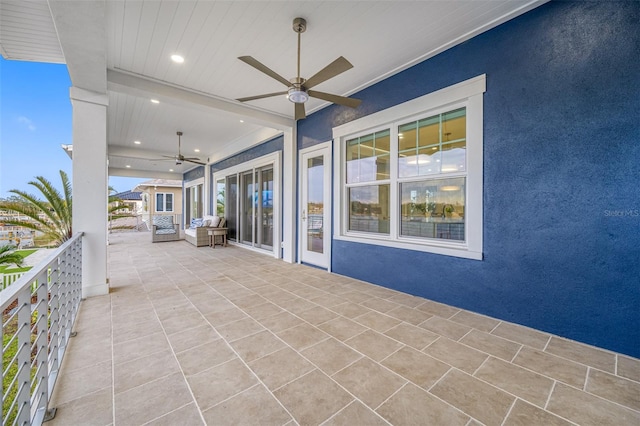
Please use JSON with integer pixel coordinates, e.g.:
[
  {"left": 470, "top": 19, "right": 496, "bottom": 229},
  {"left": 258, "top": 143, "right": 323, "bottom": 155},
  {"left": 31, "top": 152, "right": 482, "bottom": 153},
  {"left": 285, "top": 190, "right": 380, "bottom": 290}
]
[
  {"left": 70, "top": 87, "right": 109, "bottom": 297},
  {"left": 282, "top": 127, "right": 297, "bottom": 263}
]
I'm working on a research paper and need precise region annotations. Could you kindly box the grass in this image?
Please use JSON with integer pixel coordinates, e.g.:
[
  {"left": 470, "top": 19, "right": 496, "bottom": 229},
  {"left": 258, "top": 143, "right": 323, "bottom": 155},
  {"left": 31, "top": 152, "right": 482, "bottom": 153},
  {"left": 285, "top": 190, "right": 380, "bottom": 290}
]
[{"left": 0, "top": 249, "right": 36, "bottom": 273}]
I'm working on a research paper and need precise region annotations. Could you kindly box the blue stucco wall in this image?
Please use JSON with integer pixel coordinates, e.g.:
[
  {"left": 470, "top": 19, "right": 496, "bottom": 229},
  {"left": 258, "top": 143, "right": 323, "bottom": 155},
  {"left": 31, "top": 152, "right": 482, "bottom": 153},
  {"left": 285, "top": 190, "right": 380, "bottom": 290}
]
[
  {"left": 183, "top": 165, "right": 204, "bottom": 182},
  {"left": 298, "top": 1, "right": 640, "bottom": 357}
]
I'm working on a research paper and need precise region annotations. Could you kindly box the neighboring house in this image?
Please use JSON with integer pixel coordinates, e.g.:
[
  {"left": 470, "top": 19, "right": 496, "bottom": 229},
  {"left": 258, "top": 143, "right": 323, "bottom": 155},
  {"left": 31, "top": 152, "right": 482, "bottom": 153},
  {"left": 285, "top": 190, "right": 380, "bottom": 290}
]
[
  {"left": 111, "top": 190, "right": 143, "bottom": 215},
  {"left": 133, "top": 179, "right": 183, "bottom": 227}
]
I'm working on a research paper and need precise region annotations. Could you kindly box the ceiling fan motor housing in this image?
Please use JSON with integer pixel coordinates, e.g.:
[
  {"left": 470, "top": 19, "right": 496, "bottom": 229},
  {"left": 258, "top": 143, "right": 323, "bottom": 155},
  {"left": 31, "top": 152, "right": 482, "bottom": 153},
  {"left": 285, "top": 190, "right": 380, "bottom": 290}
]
[{"left": 293, "top": 17, "right": 306, "bottom": 33}]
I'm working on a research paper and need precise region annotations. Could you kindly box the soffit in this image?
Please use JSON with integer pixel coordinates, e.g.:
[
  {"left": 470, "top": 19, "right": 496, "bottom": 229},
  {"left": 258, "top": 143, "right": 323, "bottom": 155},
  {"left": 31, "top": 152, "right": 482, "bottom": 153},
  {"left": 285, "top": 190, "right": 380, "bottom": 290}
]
[{"left": 0, "top": 0, "right": 64, "bottom": 63}]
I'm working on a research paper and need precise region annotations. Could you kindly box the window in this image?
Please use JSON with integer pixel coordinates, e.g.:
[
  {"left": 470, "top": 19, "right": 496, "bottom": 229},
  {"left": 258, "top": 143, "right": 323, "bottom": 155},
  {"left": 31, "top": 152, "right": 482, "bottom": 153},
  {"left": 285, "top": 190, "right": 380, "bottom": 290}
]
[
  {"left": 333, "top": 75, "right": 485, "bottom": 260},
  {"left": 346, "top": 130, "right": 390, "bottom": 234},
  {"left": 155, "top": 193, "right": 174, "bottom": 212},
  {"left": 185, "top": 184, "right": 203, "bottom": 223}
]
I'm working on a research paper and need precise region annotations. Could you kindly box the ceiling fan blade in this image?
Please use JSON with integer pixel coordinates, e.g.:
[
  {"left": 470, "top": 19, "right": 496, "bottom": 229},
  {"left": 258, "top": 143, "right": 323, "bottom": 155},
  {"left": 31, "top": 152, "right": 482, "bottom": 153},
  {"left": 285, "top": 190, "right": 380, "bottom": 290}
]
[
  {"left": 304, "top": 56, "right": 354, "bottom": 89},
  {"left": 308, "top": 90, "right": 362, "bottom": 109},
  {"left": 295, "top": 102, "right": 306, "bottom": 120},
  {"left": 238, "top": 56, "right": 291, "bottom": 87},
  {"left": 237, "top": 91, "right": 288, "bottom": 102},
  {"left": 185, "top": 159, "right": 206, "bottom": 165},
  {"left": 161, "top": 155, "right": 176, "bottom": 160}
]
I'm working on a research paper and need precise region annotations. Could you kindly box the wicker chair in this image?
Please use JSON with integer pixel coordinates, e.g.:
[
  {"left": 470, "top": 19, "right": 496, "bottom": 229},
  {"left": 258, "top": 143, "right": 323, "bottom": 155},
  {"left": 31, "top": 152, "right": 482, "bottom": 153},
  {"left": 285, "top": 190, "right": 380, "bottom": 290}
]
[{"left": 151, "top": 215, "right": 180, "bottom": 243}]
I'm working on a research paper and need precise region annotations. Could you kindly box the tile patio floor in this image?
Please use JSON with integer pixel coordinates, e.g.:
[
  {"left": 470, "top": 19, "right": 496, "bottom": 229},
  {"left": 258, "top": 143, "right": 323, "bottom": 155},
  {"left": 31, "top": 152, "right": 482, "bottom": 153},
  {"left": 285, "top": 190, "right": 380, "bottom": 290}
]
[{"left": 48, "top": 232, "right": 640, "bottom": 425}]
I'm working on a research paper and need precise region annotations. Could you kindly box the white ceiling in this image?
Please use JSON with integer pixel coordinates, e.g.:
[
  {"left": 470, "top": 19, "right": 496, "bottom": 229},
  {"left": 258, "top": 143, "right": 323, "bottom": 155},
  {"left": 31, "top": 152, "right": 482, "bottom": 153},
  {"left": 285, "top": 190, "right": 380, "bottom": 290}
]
[{"left": 1, "top": 0, "right": 546, "bottom": 178}]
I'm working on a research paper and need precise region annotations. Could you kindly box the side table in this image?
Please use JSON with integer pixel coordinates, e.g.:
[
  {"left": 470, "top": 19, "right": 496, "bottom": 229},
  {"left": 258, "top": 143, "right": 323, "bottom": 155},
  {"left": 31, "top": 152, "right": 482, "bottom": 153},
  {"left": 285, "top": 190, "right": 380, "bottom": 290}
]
[{"left": 208, "top": 228, "right": 228, "bottom": 248}]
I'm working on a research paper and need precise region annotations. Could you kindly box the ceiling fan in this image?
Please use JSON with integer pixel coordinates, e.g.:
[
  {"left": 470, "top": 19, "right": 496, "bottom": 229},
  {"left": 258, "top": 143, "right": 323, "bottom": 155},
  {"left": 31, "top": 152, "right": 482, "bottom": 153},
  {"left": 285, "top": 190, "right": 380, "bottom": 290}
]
[
  {"left": 237, "top": 17, "right": 362, "bottom": 120},
  {"left": 158, "top": 131, "right": 205, "bottom": 166}
]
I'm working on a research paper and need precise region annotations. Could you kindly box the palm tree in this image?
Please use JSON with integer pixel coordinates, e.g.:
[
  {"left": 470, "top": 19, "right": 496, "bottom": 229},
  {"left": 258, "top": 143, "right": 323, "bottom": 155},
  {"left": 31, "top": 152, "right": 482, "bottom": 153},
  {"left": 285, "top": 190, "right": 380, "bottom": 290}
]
[
  {"left": 0, "top": 170, "right": 72, "bottom": 246},
  {"left": 0, "top": 245, "right": 23, "bottom": 268}
]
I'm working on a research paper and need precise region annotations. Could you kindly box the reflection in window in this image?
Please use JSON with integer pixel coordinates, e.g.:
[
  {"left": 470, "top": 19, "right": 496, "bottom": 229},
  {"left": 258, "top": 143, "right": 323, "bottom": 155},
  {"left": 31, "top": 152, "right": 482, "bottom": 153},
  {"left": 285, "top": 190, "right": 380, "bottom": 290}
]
[
  {"left": 346, "top": 130, "right": 390, "bottom": 183},
  {"left": 348, "top": 184, "right": 390, "bottom": 234},
  {"left": 399, "top": 108, "right": 466, "bottom": 178},
  {"left": 216, "top": 179, "right": 225, "bottom": 216},
  {"left": 400, "top": 178, "right": 465, "bottom": 241}
]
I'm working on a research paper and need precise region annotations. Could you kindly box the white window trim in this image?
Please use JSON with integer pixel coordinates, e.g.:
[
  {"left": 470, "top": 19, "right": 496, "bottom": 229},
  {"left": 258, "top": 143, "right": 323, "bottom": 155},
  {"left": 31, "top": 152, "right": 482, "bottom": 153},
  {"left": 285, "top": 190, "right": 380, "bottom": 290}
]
[
  {"left": 212, "top": 151, "right": 282, "bottom": 259},
  {"left": 155, "top": 192, "right": 174, "bottom": 213},
  {"left": 333, "top": 74, "right": 485, "bottom": 260}
]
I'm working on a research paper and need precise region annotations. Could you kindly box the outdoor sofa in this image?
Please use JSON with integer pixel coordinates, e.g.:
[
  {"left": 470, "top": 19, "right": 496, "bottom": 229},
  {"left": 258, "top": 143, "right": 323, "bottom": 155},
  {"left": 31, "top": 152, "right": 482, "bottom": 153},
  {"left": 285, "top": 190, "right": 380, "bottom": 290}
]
[{"left": 185, "top": 215, "right": 226, "bottom": 247}]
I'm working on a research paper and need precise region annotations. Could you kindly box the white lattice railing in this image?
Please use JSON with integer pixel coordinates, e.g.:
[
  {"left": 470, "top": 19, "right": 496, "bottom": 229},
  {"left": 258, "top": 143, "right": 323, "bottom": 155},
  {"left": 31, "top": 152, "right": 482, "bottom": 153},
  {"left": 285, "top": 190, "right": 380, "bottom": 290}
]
[{"left": 1, "top": 233, "right": 83, "bottom": 426}]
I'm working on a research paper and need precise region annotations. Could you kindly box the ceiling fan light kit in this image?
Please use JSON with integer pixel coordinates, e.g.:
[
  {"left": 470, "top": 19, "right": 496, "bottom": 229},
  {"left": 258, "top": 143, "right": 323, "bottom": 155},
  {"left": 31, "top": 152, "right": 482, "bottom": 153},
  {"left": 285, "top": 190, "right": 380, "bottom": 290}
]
[
  {"left": 287, "top": 88, "right": 309, "bottom": 104},
  {"left": 237, "top": 17, "right": 361, "bottom": 120}
]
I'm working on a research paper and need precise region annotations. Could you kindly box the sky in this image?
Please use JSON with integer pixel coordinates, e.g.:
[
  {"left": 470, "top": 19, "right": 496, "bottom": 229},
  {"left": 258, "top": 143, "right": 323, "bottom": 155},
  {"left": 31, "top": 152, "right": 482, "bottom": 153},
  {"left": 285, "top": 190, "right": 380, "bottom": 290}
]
[{"left": 0, "top": 57, "right": 146, "bottom": 199}]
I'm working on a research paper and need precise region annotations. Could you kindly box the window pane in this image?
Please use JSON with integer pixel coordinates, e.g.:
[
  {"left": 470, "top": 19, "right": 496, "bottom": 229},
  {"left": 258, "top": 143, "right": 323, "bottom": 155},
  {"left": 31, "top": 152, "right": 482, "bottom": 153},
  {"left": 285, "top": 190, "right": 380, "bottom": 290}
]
[
  {"left": 398, "top": 107, "right": 466, "bottom": 178},
  {"left": 226, "top": 175, "right": 237, "bottom": 240},
  {"left": 376, "top": 154, "right": 390, "bottom": 180},
  {"left": 375, "top": 130, "right": 390, "bottom": 153},
  {"left": 417, "top": 147, "right": 441, "bottom": 175},
  {"left": 398, "top": 152, "right": 417, "bottom": 178},
  {"left": 442, "top": 108, "right": 466, "bottom": 142},
  {"left": 348, "top": 184, "right": 390, "bottom": 234},
  {"left": 196, "top": 184, "right": 203, "bottom": 217},
  {"left": 216, "top": 180, "right": 225, "bottom": 216},
  {"left": 165, "top": 194, "right": 173, "bottom": 212},
  {"left": 398, "top": 122, "right": 417, "bottom": 152},
  {"left": 400, "top": 177, "right": 465, "bottom": 241},
  {"left": 359, "top": 134, "right": 374, "bottom": 159},
  {"left": 441, "top": 141, "right": 466, "bottom": 173},
  {"left": 347, "top": 131, "right": 391, "bottom": 183},
  {"left": 418, "top": 115, "right": 439, "bottom": 147},
  {"left": 346, "top": 138, "right": 360, "bottom": 184},
  {"left": 156, "top": 193, "right": 164, "bottom": 212},
  {"left": 260, "top": 167, "right": 274, "bottom": 248},
  {"left": 346, "top": 139, "right": 359, "bottom": 162}
]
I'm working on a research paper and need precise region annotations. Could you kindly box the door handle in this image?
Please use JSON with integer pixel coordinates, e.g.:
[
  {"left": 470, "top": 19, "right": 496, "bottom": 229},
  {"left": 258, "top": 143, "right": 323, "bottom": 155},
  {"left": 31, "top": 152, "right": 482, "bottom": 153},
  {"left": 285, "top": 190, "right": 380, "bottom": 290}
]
[{"left": 302, "top": 209, "right": 306, "bottom": 221}]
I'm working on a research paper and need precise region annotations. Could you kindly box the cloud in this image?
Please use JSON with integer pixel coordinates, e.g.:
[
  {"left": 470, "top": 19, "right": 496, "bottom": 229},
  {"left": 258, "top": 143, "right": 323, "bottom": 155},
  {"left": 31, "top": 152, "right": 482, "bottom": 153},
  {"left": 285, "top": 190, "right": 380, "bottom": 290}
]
[{"left": 17, "top": 116, "right": 36, "bottom": 131}]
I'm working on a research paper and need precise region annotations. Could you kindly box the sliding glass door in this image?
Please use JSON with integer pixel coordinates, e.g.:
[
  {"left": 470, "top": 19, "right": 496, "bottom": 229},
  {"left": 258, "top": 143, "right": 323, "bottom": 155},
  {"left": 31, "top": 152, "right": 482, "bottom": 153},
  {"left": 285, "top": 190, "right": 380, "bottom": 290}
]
[{"left": 222, "top": 164, "right": 274, "bottom": 252}]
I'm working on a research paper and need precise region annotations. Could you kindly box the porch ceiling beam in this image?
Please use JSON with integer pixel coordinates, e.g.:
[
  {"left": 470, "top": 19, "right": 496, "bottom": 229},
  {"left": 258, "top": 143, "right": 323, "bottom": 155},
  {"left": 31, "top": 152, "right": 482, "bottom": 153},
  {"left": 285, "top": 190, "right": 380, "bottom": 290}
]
[
  {"left": 108, "top": 167, "right": 181, "bottom": 180},
  {"left": 108, "top": 146, "right": 181, "bottom": 161},
  {"left": 107, "top": 69, "right": 294, "bottom": 131}
]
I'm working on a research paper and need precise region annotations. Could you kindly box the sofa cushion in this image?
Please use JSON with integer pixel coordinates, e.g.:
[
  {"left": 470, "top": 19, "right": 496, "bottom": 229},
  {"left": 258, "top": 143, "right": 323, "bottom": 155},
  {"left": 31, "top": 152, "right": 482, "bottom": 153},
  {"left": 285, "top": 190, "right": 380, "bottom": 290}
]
[
  {"left": 209, "top": 216, "right": 221, "bottom": 227},
  {"left": 155, "top": 228, "right": 176, "bottom": 235},
  {"left": 153, "top": 215, "right": 174, "bottom": 230},
  {"left": 190, "top": 218, "right": 204, "bottom": 229}
]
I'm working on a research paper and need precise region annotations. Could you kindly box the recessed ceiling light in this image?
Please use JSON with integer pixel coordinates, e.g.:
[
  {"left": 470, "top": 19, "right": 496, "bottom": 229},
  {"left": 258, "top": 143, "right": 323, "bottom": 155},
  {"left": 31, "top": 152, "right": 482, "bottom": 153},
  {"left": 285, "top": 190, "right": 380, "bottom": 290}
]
[
  {"left": 134, "top": 140, "right": 141, "bottom": 145},
  {"left": 171, "top": 54, "right": 184, "bottom": 63},
  {"left": 239, "top": 120, "right": 244, "bottom": 123},
  {"left": 125, "top": 165, "right": 131, "bottom": 168},
  {"left": 194, "top": 149, "right": 200, "bottom": 153},
  {"left": 169, "top": 168, "right": 174, "bottom": 172},
  {"left": 150, "top": 99, "right": 160, "bottom": 104}
]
